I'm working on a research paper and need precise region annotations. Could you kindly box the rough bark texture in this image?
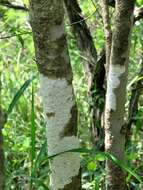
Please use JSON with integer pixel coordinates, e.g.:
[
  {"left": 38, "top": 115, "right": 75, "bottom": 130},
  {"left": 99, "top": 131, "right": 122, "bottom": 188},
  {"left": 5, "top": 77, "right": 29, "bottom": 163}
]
[
  {"left": 29, "top": 0, "right": 73, "bottom": 82},
  {"left": 104, "top": 0, "right": 135, "bottom": 189},
  {"left": 29, "top": 1, "right": 81, "bottom": 189},
  {"left": 100, "top": 0, "right": 112, "bottom": 75},
  {"left": 64, "top": 0, "right": 105, "bottom": 148}
]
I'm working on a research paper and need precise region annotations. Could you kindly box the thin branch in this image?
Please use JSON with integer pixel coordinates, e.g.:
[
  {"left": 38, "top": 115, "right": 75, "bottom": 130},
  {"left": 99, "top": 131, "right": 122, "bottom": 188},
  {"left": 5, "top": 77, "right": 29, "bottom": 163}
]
[
  {"left": 0, "top": 1, "right": 28, "bottom": 11},
  {"left": 66, "top": 10, "right": 96, "bottom": 27},
  {"left": 0, "top": 31, "right": 32, "bottom": 39}
]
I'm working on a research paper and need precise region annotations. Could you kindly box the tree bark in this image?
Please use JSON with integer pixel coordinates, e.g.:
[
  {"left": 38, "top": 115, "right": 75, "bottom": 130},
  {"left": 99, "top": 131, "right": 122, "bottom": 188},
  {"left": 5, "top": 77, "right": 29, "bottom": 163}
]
[
  {"left": 104, "top": 0, "right": 135, "bottom": 189},
  {"left": 29, "top": 1, "right": 81, "bottom": 190},
  {"left": 64, "top": 0, "right": 105, "bottom": 148},
  {"left": 100, "top": 0, "right": 112, "bottom": 75}
]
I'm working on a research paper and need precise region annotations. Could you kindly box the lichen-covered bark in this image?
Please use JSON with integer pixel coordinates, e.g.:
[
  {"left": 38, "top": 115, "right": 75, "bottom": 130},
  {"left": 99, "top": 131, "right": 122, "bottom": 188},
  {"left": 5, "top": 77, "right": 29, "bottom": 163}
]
[
  {"left": 104, "top": 0, "right": 135, "bottom": 189},
  {"left": 29, "top": 1, "right": 81, "bottom": 189}
]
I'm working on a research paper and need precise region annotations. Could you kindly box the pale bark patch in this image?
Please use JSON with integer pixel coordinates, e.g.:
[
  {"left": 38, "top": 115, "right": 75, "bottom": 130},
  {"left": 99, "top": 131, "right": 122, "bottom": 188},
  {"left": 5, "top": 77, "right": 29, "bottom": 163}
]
[
  {"left": 39, "top": 74, "right": 80, "bottom": 190},
  {"left": 49, "top": 23, "right": 64, "bottom": 41},
  {"left": 106, "top": 64, "right": 125, "bottom": 111}
]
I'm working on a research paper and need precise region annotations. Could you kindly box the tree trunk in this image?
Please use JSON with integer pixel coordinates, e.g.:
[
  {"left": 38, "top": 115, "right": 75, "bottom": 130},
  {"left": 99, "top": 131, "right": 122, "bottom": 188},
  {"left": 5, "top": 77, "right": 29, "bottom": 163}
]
[
  {"left": 100, "top": 0, "right": 112, "bottom": 75},
  {"left": 64, "top": 0, "right": 105, "bottom": 148},
  {"left": 29, "top": 1, "right": 81, "bottom": 190},
  {"left": 104, "top": 0, "right": 135, "bottom": 189}
]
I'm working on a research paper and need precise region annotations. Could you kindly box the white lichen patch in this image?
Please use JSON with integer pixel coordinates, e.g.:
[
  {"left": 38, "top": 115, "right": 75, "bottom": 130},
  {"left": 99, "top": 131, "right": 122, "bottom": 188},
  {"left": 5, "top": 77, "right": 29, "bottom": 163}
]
[
  {"left": 105, "top": 132, "right": 113, "bottom": 150},
  {"left": 50, "top": 152, "right": 80, "bottom": 190},
  {"left": 106, "top": 64, "right": 126, "bottom": 111},
  {"left": 39, "top": 74, "right": 80, "bottom": 190},
  {"left": 49, "top": 22, "right": 64, "bottom": 41}
]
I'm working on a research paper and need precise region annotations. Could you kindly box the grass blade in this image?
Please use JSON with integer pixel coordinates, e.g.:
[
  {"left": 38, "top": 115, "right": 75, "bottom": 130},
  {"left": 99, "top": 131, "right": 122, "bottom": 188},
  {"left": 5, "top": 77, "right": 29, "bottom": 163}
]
[
  {"left": 7, "top": 76, "right": 35, "bottom": 116},
  {"left": 31, "top": 140, "right": 47, "bottom": 178},
  {"left": 30, "top": 82, "right": 36, "bottom": 189},
  {"left": 45, "top": 148, "right": 143, "bottom": 184},
  {"left": 105, "top": 152, "right": 143, "bottom": 184}
]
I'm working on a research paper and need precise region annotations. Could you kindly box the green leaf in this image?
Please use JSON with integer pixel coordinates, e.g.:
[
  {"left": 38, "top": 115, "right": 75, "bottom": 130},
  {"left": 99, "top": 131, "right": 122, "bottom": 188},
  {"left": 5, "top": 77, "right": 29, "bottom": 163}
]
[
  {"left": 87, "top": 161, "right": 97, "bottom": 171},
  {"left": 31, "top": 178, "right": 49, "bottom": 190},
  {"left": 127, "top": 75, "right": 143, "bottom": 90},
  {"left": 95, "top": 153, "right": 106, "bottom": 162},
  {"left": 127, "top": 76, "right": 138, "bottom": 89},
  {"left": 106, "top": 152, "right": 143, "bottom": 184},
  {"left": 17, "top": 34, "right": 24, "bottom": 47},
  {"left": 31, "top": 146, "right": 143, "bottom": 185},
  {"left": 30, "top": 82, "right": 36, "bottom": 189},
  {"left": 31, "top": 140, "right": 47, "bottom": 178},
  {"left": 95, "top": 175, "right": 102, "bottom": 190},
  {"left": 31, "top": 83, "right": 36, "bottom": 163},
  {"left": 51, "top": 148, "right": 143, "bottom": 184},
  {"left": 136, "top": 0, "right": 143, "bottom": 6},
  {"left": 7, "top": 76, "right": 36, "bottom": 116}
]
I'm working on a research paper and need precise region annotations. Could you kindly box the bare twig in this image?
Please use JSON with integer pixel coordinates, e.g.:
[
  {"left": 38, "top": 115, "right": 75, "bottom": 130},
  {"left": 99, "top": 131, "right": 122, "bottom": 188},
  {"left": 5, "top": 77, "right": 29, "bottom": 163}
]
[
  {"left": 0, "top": 1, "right": 28, "bottom": 11},
  {"left": 0, "top": 31, "right": 32, "bottom": 39},
  {"left": 66, "top": 10, "right": 96, "bottom": 27}
]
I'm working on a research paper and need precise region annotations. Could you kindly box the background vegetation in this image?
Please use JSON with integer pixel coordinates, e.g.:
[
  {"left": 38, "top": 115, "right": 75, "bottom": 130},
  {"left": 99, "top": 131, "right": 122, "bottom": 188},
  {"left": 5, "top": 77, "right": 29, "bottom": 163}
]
[{"left": 0, "top": 0, "right": 143, "bottom": 189}]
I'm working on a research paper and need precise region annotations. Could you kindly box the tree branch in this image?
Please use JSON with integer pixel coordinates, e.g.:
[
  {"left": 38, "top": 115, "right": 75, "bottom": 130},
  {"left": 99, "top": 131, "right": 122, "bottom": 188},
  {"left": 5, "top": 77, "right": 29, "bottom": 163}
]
[
  {"left": 64, "top": 0, "right": 105, "bottom": 148},
  {"left": 0, "top": 1, "right": 28, "bottom": 11},
  {"left": 0, "top": 31, "right": 32, "bottom": 39}
]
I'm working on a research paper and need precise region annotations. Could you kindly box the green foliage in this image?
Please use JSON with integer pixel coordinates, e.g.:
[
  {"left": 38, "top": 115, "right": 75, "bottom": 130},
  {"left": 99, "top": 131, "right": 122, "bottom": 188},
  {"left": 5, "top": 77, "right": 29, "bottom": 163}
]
[
  {"left": 136, "top": 0, "right": 143, "bottom": 6},
  {"left": 0, "top": 0, "right": 143, "bottom": 189},
  {"left": 7, "top": 77, "right": 35, "bottom": 116}
]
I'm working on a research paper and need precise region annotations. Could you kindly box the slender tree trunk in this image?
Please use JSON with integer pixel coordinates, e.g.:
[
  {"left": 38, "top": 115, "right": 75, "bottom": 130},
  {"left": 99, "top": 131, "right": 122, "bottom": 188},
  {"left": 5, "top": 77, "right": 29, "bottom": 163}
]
[
  {"left": 64, "top": 0, "right": 105, "bottom": 148},
  {"left": 29, "top": 1, "right": 81, "bottom": 190},
  {"left": 104, "top": 0, "right": 135, "bottom": 189}
]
